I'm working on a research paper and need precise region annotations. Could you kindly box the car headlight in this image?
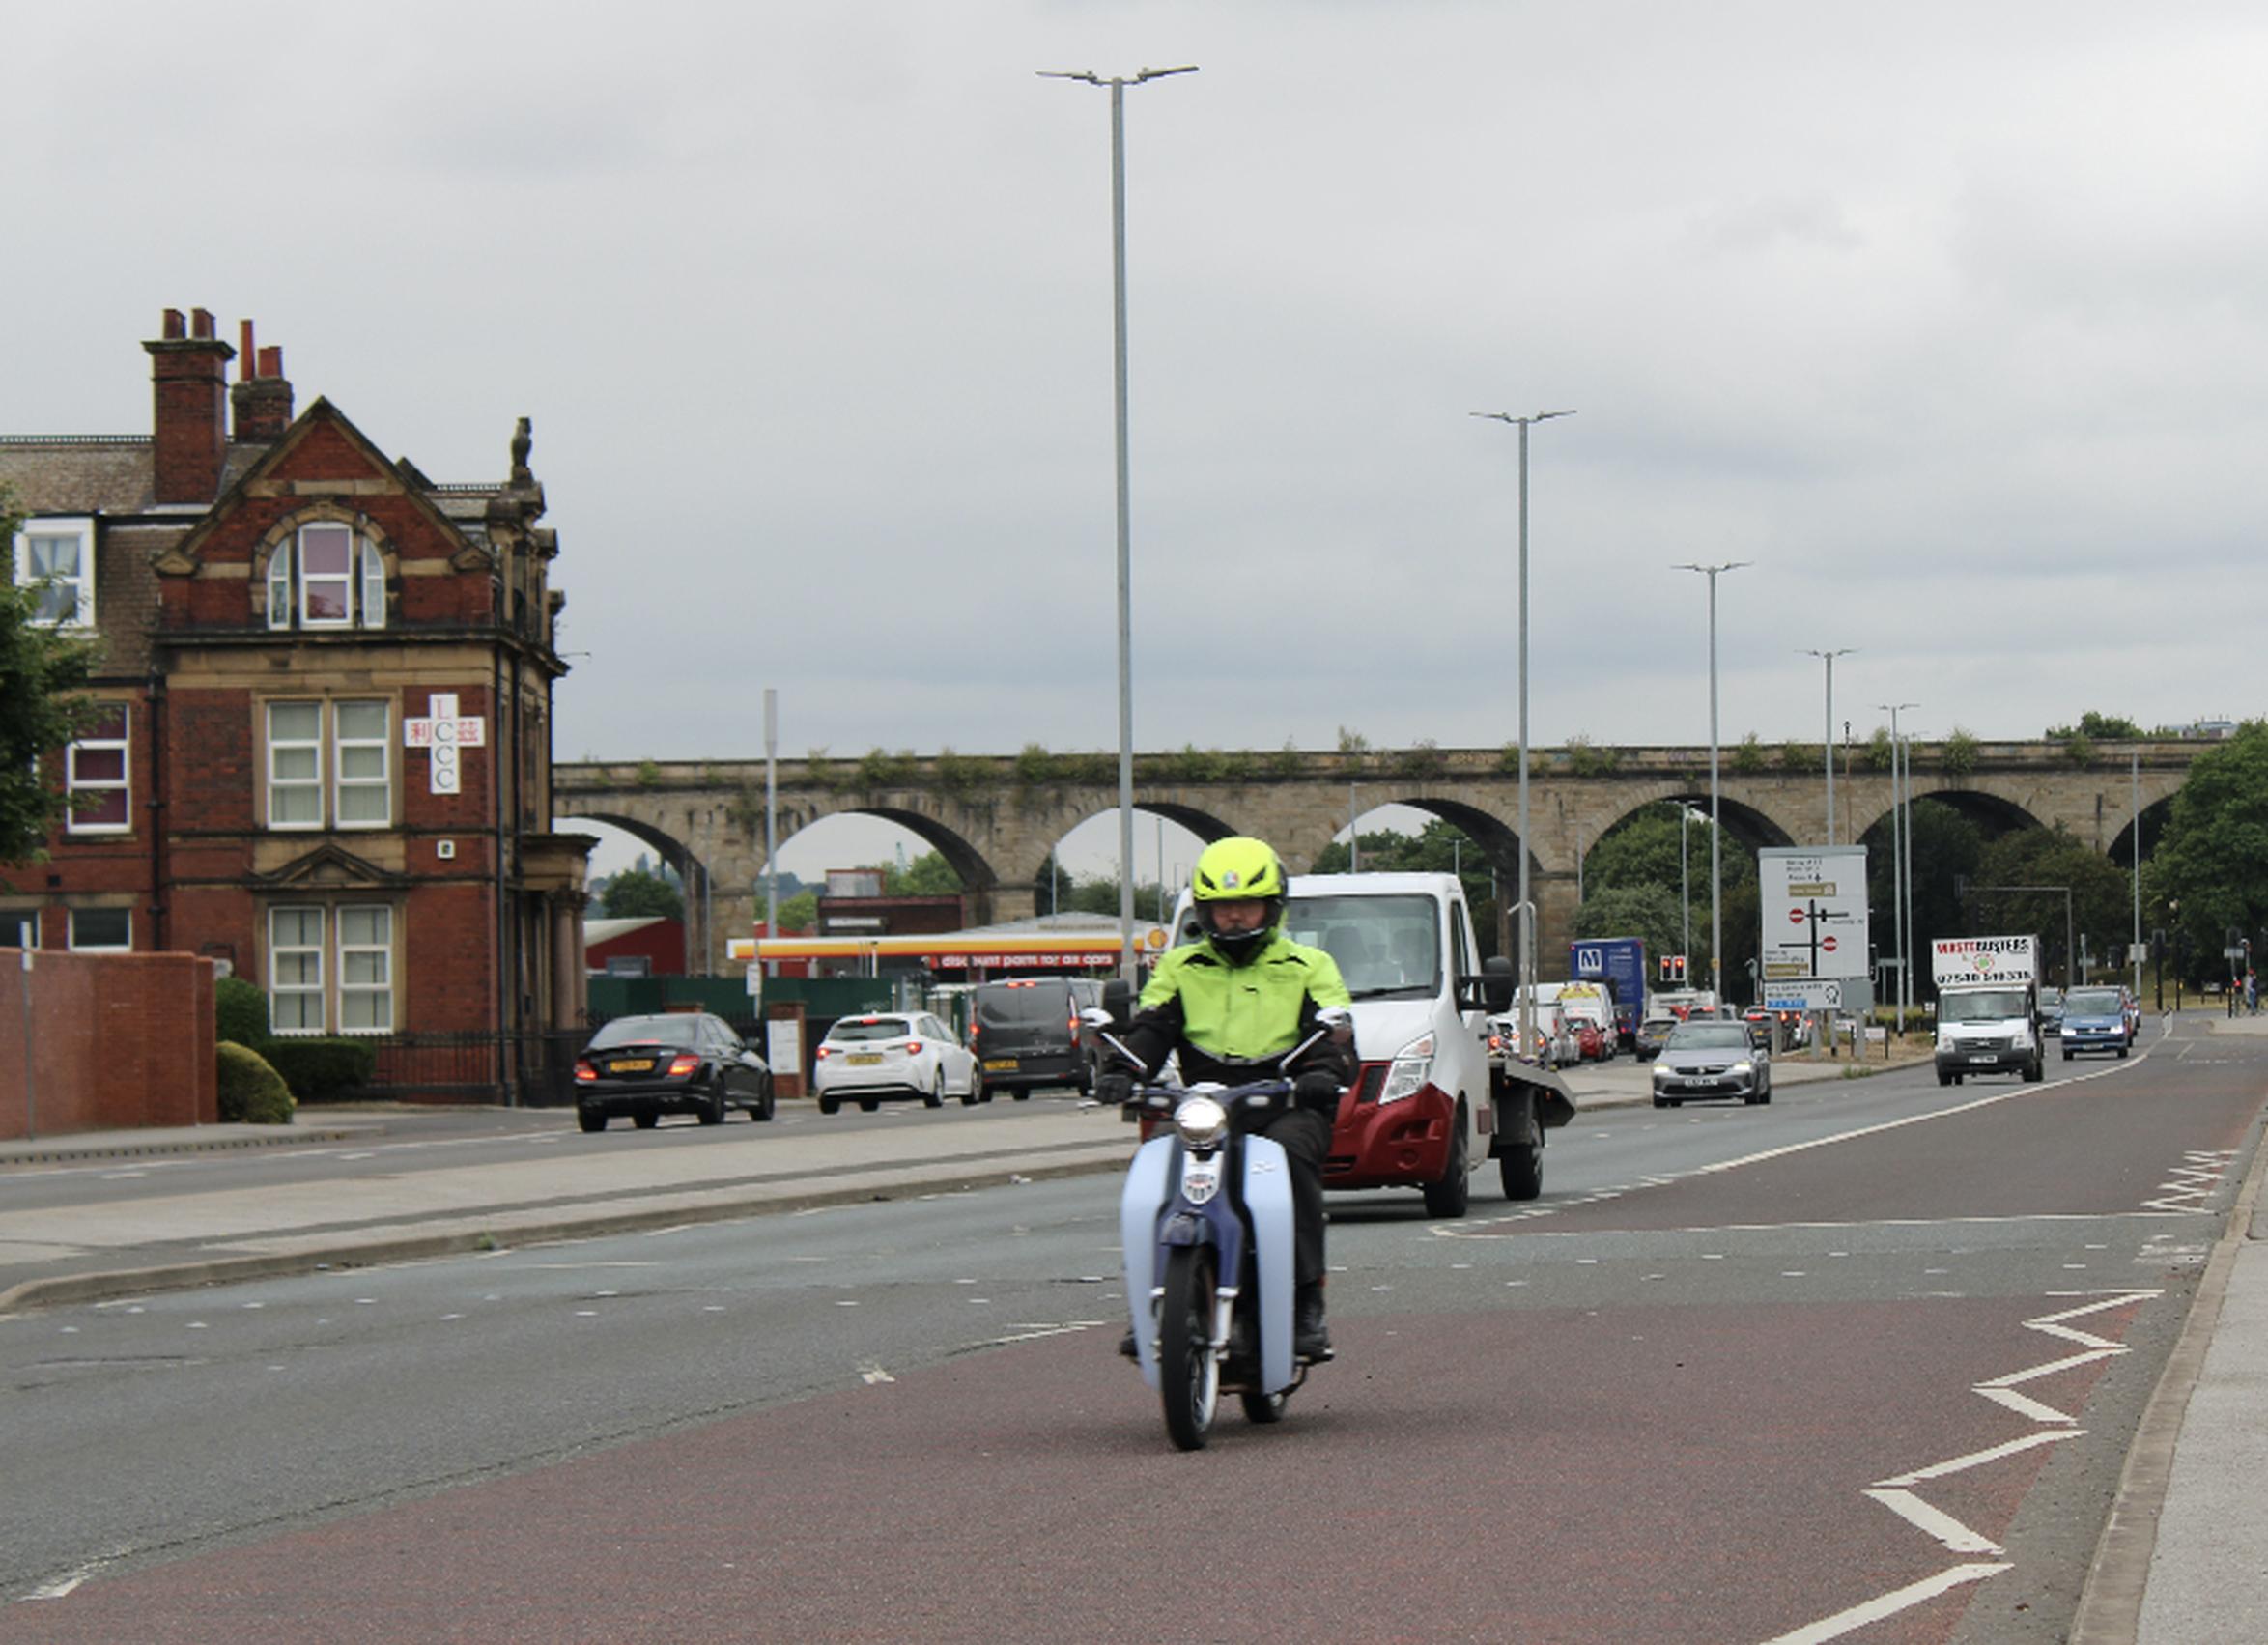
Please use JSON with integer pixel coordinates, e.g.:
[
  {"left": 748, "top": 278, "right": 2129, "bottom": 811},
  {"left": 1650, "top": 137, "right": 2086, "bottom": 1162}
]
[
  {"left": 2012, "top": 1030, "right": 2032, "bottom": 1050},
  {"left": 1938, "top": 1035, "right": 1954, "bottom": 1054},
  {"left": 1378, "top": 1032, "right": 1436, "bottom": 1104},
  {"left": 1174, "top": 1094, "right": 1229, "bottom": 1149},
  {"left": 1729, "top": 1061, "right": 1753, "bottom": 1079}
]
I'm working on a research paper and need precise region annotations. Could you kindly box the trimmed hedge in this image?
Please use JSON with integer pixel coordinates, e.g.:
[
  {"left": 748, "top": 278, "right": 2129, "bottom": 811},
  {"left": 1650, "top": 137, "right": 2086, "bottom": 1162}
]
[
  {"left": 217, "top": 1041, "right": 296, "bottom": 1125},
  {"left": 215, "top": 976, "right": 271, "bottom": 1048},
  {"left": 263, "top": 1036, "right": 378, "bottom": 1101}
]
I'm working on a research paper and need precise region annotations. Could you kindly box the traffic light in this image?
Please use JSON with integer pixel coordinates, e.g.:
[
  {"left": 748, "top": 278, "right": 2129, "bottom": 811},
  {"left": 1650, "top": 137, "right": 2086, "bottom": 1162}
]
[{"left": 1656, "top": 954, "right": 1686, "bottom": 984}]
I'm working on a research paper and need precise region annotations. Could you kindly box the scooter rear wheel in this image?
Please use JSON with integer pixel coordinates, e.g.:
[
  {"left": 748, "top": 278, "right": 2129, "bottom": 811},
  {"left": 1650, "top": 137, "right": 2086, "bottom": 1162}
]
[{"left": 1159, "top": 1245, "right": 1219, "bottom": 1451}]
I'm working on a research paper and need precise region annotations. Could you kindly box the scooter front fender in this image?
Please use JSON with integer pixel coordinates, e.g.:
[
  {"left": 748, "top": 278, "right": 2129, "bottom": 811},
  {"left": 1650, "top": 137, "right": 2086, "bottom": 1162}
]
[
  {"left": 1242, "top": 1134, "right": 1297, "bottom": 1393},
  {"left": 1120, "top": 1135, "right": 1177, "bottom": 1389}
]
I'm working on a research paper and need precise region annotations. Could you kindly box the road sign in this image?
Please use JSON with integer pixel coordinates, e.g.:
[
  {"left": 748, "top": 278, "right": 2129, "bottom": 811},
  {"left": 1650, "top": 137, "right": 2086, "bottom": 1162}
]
[
  {"left": 1759, "top": 846, "right": 1871, "bottom": 980},
  {"left": 1763, "top": 978, "right": 1877, "bottom": 1015},
  {"left": 1764, "top": 978, "right": 1842, "bottom": 1011}
]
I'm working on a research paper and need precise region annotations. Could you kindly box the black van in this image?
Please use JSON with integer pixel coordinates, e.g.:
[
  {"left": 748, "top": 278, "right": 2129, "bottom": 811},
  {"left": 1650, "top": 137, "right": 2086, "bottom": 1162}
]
[{"left": 970, "top": 978, "right": 1093, "bottom": 1097}]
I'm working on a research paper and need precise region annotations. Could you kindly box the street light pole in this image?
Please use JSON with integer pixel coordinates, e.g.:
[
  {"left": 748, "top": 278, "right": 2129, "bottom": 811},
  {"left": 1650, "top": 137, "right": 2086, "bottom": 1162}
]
[
  {"left": 1878, "top": 702, "right": 1918, "bottom": 1028},
  {"left": 1043, "top": 63, "right": 1197, "bottom": 983},
  {"left": 1677, "top": 561, "right": 1750, "bottom": 1007},
  {"left": 1475, "top": 409, "right": 1575, "bottom": 1042},
  {"left": 1798, "top": 648, "right": 1856, "bottom": 845},
  {"left": 764, "top": 687, "right": 779, "bottom": 977}
]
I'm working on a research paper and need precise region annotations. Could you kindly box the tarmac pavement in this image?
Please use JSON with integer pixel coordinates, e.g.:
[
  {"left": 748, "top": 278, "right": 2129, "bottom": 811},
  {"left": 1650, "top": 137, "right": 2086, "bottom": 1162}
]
[{"left": 2, "top": 1025, "right": 2252, "bottom": 1640}]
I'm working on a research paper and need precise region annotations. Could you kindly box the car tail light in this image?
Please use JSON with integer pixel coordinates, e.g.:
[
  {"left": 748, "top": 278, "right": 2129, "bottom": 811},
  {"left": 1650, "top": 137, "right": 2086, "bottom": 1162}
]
[
  {"left": 904, "top": 1040, "right": 923, "bottom": 1055},
  {"left": 574, "top": 1060, "right": 598, "bottom": 1084},
  {"left": 815, "top": 1045, "right": 832, "bottom": 1059},
  {"left": 666, "top": 1054, "right": 701, "bottom": 1078},
  {"left": 1068, "top": 1016, "right": 1079, "bottom": 1040}
]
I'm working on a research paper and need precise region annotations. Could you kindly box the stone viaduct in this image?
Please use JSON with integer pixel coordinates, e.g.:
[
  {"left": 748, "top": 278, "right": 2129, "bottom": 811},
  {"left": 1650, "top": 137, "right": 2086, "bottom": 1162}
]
[{"left": 554, "top": 740, "right": 2198, "bottom": 975}]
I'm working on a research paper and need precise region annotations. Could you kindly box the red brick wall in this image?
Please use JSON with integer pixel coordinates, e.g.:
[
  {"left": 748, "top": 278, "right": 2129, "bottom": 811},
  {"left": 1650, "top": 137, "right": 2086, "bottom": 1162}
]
[{"left": 0, "top": 950, "right": 218, "bottom": 1138}]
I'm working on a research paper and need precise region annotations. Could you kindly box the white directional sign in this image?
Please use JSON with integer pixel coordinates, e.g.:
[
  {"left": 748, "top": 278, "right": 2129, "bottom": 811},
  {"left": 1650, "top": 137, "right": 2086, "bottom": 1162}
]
[
  {"left": 1765, "top": 978, "right": 1843, "bottom": 1011},
  {"left": 1759, "top": 845, "right": 1870, "bottom": 981}
]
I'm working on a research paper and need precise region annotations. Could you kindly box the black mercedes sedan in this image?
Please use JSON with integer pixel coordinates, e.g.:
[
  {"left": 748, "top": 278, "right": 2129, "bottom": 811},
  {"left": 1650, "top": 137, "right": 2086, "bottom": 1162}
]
[{"left": 573, "top": 1012, "right": 774, "bottom": 1132}]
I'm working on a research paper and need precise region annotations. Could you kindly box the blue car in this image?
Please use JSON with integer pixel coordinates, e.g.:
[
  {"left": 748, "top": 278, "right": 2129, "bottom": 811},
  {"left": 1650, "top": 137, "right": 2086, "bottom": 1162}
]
[{"left": 2059, "top": 986, "right": 2133, "bottom": 1060}]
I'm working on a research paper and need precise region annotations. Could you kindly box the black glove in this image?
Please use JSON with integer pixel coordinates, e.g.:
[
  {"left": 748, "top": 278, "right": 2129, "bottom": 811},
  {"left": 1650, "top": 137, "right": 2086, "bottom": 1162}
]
[
  {"left": 1293, "top": 1069, "right": 1345, "bottom": 1114},
  {"left": 1095, "top": 1066, "right": 1137, "bottom": 1107}
]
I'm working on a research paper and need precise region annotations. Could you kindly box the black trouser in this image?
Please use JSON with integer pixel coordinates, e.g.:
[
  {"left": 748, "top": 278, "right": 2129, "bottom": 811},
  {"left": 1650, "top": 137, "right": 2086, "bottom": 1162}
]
[{"left": 1261, "top": 1106, "right": 1332, "bottom": 1291}]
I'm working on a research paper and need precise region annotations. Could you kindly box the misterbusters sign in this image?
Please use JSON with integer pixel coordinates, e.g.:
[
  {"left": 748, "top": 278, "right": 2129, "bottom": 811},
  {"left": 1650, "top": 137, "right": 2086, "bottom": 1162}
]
[
  {"left": 1931, "top": 936, "right": 2039, "bottom": 988},
  {"left": 1758, "top": 846, "right": 1870, "bottom": 980}
]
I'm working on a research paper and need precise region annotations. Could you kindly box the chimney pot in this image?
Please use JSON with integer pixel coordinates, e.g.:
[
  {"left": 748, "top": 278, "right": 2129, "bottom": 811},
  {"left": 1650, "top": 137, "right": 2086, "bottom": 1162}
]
[
  {"left": 190, "top": 307, "right": 215, "bottom": 339},
  {"left": 240, "top": 320, "right": 257, "bottom": 380},
  {"left": 162, "top": 308, "right": 186, "bottom": 339}
]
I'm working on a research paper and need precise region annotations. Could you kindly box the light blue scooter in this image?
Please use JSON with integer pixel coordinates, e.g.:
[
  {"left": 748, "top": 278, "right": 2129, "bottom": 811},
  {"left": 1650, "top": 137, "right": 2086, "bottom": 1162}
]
[{"left": 1088, "top": 1009, "right": 1347, "bottom": 1451}]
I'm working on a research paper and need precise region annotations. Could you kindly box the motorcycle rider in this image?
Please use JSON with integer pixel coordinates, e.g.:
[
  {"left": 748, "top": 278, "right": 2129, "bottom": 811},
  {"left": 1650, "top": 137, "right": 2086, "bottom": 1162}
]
[{"left": 1097, "top": 836, "right": 1355, "bottom": 1360}]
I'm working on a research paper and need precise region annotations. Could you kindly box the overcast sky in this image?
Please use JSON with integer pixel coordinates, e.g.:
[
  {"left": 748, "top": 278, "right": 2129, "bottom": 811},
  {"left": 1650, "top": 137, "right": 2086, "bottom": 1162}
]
[{"left": 8, "top": 2, "right": 2265, "bottom": 875}]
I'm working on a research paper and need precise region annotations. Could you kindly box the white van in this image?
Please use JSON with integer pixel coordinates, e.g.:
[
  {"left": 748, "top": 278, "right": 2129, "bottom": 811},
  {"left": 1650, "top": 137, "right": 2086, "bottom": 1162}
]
[{"left": 1165, "top": 871, "right": 1571, "bottom": 1210}]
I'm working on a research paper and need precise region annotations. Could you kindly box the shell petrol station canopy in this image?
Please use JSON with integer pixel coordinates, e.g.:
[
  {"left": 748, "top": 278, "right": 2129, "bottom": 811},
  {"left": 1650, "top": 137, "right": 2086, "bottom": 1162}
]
[{"left": 727, "top": 917, "right": 1174, "bottom": 975}]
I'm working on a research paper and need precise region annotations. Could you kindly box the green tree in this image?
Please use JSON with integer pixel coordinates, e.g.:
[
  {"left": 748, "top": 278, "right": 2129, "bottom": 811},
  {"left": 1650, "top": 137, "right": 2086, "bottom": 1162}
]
[
  {"left": 1971, "top": 824, "right": 2134, "bottom": 984},
  {"left": 1859, "top": 798, "right": 1984, "bottom": 973},
  {"left": 1571, "top": 883, "right": 1684, "bottom": 959},
  {"left": 2143, "top": 723, "right": 2268, "bottom": 976},
  {"left": 600, "top": 866, "right": 685, "bottom": 920},
  {"left": 2048, "top": 711, "right": 2144, "bottom": 742},
  {"left": 1581, "top": 805, "right": 1751, "bottom": 980},
  {"left": 882, "top": 849, "right": 963, "bottom": 895},
  {"left": 1, "top": 485, "right": 102, "bottom": 865},
  {"left": 772, "top": 890, "right": 818, "bottom": 933}
]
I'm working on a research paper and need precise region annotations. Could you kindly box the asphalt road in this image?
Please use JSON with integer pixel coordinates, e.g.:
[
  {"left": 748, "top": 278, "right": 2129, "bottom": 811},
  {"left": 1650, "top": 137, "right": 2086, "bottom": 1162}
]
[
  {"left": 4, "top": 1018, "right": 2259, "bottom": 1643},
  {"left": 0, "top": 1090, "right": 1103, "bottom": 1216}
]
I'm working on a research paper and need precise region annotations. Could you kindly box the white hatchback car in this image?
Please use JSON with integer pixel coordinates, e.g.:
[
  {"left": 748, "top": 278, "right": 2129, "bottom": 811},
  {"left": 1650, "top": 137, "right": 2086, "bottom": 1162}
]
[{"left": 813, "top": 1012, "right": 981, "bottom": 1114}]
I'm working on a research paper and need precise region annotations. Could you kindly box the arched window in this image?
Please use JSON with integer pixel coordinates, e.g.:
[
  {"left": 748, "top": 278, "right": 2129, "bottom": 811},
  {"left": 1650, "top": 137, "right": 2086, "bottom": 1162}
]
[{"left": 267, "top": 523, "right": 386, "bottom": 630}]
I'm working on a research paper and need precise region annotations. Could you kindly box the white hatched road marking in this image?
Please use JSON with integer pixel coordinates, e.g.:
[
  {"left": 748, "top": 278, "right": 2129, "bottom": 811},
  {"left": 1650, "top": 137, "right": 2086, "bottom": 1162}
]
[{"left": 1769, "top": 1287, "right": 2159, "bottom": 1641}]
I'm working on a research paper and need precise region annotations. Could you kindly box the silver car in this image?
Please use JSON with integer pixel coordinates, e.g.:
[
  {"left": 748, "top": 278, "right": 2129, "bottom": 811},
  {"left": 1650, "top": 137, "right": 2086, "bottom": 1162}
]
[{"left": 1651, "top": 1021, "right": 1772, "bottom": 1108}]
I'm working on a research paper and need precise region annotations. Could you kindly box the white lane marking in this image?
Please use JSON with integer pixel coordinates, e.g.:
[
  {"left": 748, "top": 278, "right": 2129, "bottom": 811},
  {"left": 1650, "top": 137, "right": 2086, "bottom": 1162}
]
[
  {"left": 1781, "top": 1288, "right": 2157, "bottom": 1640},
  {"left": 1977, "top": 1348, "right": 2121, "bottom": 1389},
  {"left": 1876, "top": 1428, "right": 2083, "bottom": 1487},
  {"left": 1975, "top": 1386, "right": 2074, "bottom": 1425},
  {"left": 21, "top": 1560, "right": 112, "bottom": 1601},
  {"left": 859, "top": 1362, "right": 894, "bottom": 1384},
  {"left": 984, "top": 1320, "right": 1102, "bottom": 1346},
  {"left": 1760, "top": 1562, "right": 2012, "bottom": 1645},
  {"left": 518, "top": 1261, "right": 660, "bottom": 1270},
  {"left": 1862, "top": 1488, "right": 2003, "bottom": 1555}
]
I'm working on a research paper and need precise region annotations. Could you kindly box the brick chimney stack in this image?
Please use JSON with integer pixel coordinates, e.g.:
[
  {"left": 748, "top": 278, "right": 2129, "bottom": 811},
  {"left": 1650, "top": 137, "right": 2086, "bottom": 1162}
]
[
  {"left": 144, "top": 306, "right": 236, "bottom": 502},
  {"left": 229, "top": 319, "right": 295, "bottom": 442}
]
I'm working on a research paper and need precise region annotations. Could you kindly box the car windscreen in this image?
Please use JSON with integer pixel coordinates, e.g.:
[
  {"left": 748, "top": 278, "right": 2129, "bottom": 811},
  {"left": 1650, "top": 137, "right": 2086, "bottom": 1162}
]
[
  {"left": 828, "top": 1017, "right": 915, "bottom": 1043},
  {"left": 1283, "top": 894, "right": 1440, "bottom": 999},
  {"left": 588, "top": 1015, "right": 700, "bottom": 1050},
  {"left": 1941, "top": 989, "right": 2030, "bottom": 1023},
  {"left": 975, "top": 985, "right": 1068, "bottom": 1027},
  {"left": 2064, "top": 989, "right": 2122, "bottom": 1015},
  {"left": 1665, "top": 1025, "right": 1748, "bottom": 1051}
]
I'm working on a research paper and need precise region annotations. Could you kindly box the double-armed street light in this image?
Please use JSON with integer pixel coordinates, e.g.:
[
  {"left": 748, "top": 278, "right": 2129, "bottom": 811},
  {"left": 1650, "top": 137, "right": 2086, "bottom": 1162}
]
[
  {"left": 1798, "top": 647, "right": 1856, "bottom": 845},
  {"left": 1474, "top": 409, "right": 1575, "bottom": 1042},
  {"left": 1675, "top": 560, "right": 1749, "bottom": 1007},
  {"left": 1042, "top": 63, "right": 1197, "bottom": 981}
]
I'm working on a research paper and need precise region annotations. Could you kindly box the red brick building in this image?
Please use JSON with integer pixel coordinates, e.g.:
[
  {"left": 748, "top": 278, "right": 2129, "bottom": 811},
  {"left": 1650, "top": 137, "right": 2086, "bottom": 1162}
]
[{"left": 2, "top": 308, "right": 591, "bottom": 1099}]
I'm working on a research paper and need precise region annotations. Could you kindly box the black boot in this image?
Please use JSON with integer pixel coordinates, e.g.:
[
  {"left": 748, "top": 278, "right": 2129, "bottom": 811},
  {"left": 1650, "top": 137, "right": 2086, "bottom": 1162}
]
[
  {"left": 1118, "top": 1328, "right": 1138, "bottom": 1360},
  {"left": 1294, "top": 1285, "right": 1332, "bottom": 1360}
]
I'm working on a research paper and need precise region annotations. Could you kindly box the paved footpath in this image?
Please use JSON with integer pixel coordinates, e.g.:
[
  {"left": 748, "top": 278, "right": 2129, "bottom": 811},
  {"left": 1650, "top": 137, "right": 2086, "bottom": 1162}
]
[{"left": 7, "top": 1028, "right": 2257, "bottom": 1640}]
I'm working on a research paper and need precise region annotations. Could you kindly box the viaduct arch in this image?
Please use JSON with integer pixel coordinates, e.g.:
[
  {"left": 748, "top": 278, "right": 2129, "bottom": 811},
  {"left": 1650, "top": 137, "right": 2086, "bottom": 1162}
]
[{"left": 553, "top": 741, "right": 2199, "bottom": 974}]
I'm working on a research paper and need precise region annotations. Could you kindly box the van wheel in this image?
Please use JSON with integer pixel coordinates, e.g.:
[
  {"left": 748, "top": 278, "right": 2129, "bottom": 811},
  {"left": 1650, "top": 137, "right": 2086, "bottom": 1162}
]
[{"left": 1422, "top": 1109, "right": 1470, "bottom": 1219}]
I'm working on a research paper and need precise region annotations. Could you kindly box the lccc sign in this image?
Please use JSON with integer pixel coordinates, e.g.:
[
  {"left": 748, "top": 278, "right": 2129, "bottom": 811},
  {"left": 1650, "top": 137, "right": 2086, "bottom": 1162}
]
[{"left": 402, "top": 692, "right": 487, "bottom": 795}]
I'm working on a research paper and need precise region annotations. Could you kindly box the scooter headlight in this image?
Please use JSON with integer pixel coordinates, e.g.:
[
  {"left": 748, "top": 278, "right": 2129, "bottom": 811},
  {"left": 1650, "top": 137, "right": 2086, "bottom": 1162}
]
[{"left": 1174, "top": 1094, "right": 1230, "bottom": 1149}]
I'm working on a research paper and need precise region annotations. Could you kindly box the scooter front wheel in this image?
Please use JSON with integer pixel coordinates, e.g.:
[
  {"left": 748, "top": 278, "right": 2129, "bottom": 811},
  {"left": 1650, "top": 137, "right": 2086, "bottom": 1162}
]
[
  {"left": 1240, "top": 1389, "right": 1288, "bottom": 1425},
  {"left": 1159, "top": 1245, "right": 1220, "bottom": 1451}
]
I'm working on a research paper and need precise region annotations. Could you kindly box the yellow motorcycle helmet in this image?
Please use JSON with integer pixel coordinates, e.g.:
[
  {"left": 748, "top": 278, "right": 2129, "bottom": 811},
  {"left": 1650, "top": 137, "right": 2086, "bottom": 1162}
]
[{"left": 1190, "top": 837, "right": 1288, "bottom": 965}]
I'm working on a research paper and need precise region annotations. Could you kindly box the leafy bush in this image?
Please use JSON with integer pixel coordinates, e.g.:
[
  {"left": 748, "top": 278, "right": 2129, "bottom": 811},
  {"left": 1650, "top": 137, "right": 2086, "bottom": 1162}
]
[
  {"left": 1013, "top": 743, "right": 1056, "bottom": 786},
  {"left": 1268, "top": 741, "right": 1304, "bottom": 779},
  {"left": 214, "top": 976, "right": 270, "bottom": 1048},
  {"left": 1942, "top": 728, "right": 1979, "bottom": 776},
  {"left": 1860, "top": 728, "right": 1896, "bottom": 772},
  {"left": 1392, "top": 740, "right": 1446, "bottom": 780},
  {"left": 1731, "top": 734, "right": 1767, "bottom": 775},
  {"left": 262, "top": 1036, "right": 378, "bottom": 1101},
  {"left": 217, "top": 1040, "right": 295, "bottom": 1124},
  {"left": 1563, "top": 736, "right": 1618, "bottom": 777},
  {"left": 1779, "top": 741, "right": 1821, "bottom": 773}
]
